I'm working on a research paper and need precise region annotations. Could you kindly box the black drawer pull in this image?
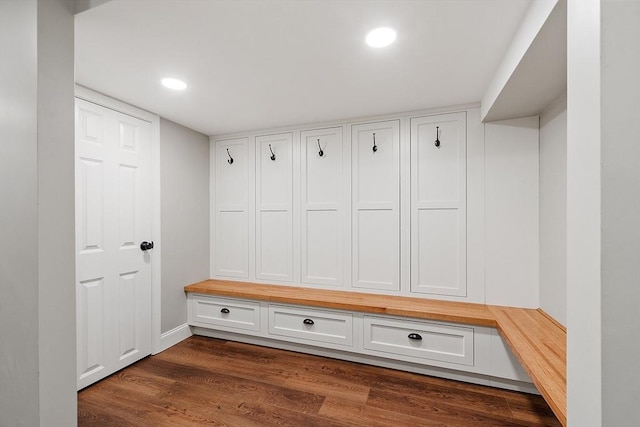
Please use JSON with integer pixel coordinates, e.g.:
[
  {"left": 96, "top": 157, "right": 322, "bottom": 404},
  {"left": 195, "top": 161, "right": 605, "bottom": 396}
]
[
  {"left": 220, "top": 308, "right": 230, "bottom": 314},
  {"left": 303, "top": 318, "right": 314, "bottom": 325},
  {"left": 408, "top": 333, "right": 422, "bottom": 341}
]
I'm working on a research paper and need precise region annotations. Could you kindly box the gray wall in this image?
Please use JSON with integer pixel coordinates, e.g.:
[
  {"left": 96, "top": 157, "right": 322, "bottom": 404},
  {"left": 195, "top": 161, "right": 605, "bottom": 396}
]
[
  {"left": 568, "top": 0, "right": 640, "bottom": 425},
  {"left": 600, "top": 0, "right": 640, "bottom": 424},
  {"left": 37, "top": 0, "right": 77, "bottom": 424},
  {"left": 160, "top": 118, "right": 210, "bottom": 334},
  {"left": 539, "top": 95, "right": 567, "bottom": 326},
  {"left": 0, "top": 2, "right": 40, "bottom": 425},
  {"left": 567, "top": 0, "right": 603, "bottom": 422},
  {"left": 0, "top": 0, "right": 76, "bottom": 426}
]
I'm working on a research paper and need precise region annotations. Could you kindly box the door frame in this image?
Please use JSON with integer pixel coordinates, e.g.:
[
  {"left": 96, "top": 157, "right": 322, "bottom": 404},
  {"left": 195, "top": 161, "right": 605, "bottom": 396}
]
[{"left": 75, "top": 84, "right": 163, "bottom": 354}]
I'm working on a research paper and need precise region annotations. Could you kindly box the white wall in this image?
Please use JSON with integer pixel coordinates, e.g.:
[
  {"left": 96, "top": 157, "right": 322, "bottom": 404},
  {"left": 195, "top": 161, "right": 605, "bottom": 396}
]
[
  {"left": 539, "top": 95, "right": 567, "bottom": 326},
  {"left": 484, "top": 116, "right": 540, "bottom": 308},
  {"left": 0, "top": 0, "right": 76, "bottom": 426},
  {"left": 567, "top": 1, "right": 602, "bottom": 425},
  {"left": 160, "top": 118, "right": 210, "bottom": 334}
]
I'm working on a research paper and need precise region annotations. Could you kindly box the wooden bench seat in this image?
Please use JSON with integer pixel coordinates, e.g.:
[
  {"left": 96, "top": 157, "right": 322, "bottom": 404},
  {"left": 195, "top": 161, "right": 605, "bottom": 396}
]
[
  {"left": 489, "top": 306, "right": 566, "bottom": 426},
  {"left": 184, "top": 279, "right": 566, "bottom": 426},
  {"left": 184, "top": 279, "right": 497, "bottom": 327}
]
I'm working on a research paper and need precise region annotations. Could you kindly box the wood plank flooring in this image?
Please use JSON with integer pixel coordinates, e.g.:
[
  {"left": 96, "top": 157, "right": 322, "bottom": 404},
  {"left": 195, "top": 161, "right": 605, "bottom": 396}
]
[{"left": 78, "top": 336, "right": 561, "bottom": 427}]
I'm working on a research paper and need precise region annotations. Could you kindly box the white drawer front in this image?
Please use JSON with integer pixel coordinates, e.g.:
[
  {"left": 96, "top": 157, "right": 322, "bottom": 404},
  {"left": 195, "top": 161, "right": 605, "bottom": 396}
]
[
  {"left": 363, "top": 316, "right": 474, "bottom": 366},
  {"left": 191, "top": 296, "right": 260, "bottom": 332},
  {"left": 268, "top": 305, "right": 353, "bottom": 346}
]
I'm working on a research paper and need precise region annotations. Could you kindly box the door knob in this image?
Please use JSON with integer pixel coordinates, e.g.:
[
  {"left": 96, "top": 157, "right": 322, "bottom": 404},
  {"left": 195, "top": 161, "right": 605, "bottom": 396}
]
[{"left": 140, "top": 241, "right": 154, "bottom": 251}]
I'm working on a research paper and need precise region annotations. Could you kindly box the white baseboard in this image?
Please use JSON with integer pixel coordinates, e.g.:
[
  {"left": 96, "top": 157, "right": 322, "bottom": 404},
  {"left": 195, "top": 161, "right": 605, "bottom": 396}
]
[{"left": 154, "top": 323, "right": 192, "bottom": 354}]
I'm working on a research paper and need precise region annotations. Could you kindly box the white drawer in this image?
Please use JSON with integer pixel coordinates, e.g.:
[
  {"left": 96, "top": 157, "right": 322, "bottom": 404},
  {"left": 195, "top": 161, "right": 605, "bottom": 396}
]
[
  {"left": 363, "top": 316, "right": 474, "bottom": 366},
  {"left": 268, "top": 305, "right": 353, "bottom": 346},
  {"left": 190, "top": 296, "right": 260, "bottom": 332}
]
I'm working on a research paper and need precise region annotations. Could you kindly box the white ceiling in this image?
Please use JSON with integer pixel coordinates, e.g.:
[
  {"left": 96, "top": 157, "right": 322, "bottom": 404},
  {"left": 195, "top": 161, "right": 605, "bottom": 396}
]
[{"left": 75, "top": 0, "right": 532, "bottom": 136}]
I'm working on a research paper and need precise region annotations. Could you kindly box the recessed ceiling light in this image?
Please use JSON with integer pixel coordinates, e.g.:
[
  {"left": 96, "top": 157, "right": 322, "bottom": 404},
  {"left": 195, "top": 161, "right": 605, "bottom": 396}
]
[
  {"left": 365, "top": 27, "right": 396, "bottom": 48},
  {"left": 161, "top": 78, "right": 187, "bottom": 90}
]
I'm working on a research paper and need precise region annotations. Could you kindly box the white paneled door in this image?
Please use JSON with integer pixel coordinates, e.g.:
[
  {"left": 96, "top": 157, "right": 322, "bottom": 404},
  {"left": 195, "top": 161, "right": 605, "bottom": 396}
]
[{"left": 75, "top": 98, "right": 153, "bottom": 389}]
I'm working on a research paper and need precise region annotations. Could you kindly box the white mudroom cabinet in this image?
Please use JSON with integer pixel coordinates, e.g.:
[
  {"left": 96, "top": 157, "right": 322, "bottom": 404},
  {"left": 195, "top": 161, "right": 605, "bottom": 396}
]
[
  {"left": 210, "top": 107, "right": 473, "bottom": 300},
  {"left": 201, "top": 105, "right": 539, "bottom": 393}
]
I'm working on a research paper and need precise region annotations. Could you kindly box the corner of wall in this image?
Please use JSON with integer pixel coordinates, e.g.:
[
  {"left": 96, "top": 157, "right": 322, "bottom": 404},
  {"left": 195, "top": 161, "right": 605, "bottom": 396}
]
[
  {"left": 539, "top": 93, "right": 567, "bottom": 326},
  {"left": 159, "top": 119, "right": 210, "bottom": 336}
]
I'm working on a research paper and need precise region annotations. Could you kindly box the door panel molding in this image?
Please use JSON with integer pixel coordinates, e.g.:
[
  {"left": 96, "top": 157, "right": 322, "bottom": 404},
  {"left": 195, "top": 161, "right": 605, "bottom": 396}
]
[{"left": 75, "top": 85, "right": 162, "bottom": 380}]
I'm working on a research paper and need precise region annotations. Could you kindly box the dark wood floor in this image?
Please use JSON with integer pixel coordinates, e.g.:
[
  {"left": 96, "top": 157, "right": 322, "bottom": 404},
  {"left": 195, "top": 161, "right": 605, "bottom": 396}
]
[{"left": 78, "top": 336, "right": 561, "bottom": 426}]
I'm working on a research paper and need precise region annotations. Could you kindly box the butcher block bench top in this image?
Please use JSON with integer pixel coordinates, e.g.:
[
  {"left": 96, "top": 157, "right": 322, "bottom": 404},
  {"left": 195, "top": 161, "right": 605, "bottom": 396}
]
[{"left": 185, "top": 279, "right": 496, "bottom": 326}]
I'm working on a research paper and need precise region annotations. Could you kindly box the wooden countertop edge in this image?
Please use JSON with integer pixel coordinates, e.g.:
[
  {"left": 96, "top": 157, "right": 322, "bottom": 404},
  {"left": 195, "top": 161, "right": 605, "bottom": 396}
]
[
  {"left": 185, "top": 280, "right": 566, "bottom": 426},
  {"left": 184, "top": 280, "right": 497, "bottom": 327}
]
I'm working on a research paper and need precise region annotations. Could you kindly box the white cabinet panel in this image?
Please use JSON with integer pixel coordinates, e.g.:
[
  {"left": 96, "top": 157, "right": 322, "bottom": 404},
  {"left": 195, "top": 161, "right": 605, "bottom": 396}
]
[
  {"left": 217, "top": 139, "right": 248, "bottom": 210},
  {"left": 256, "top": 133, "right": 292, "bottom": 281},
  {"left": 303, "top": 128, "right": 342, "bottom": 206},
  {"left": 258, "top": 211, "right": 291, "bottom": 279},
  {"left": 217, "top": 211, "right": 248, "bottom": 277},
  {"left": 352, "top": 121, "right": 399, "bottom": 290},
  {"left": 411, "top": 112, "right": 466, "bottom": 296},
  {"left": 353, "top": 122, "right": 398, "bottom": 203},
  {"left": 416, "top": 209, "right": 463, "bottom": 294},
  {"left": 356, "top": 210, "right": 396, "bottom": 287},
  {"left": 190, "top": 296, "right": 260, "bottom": 332},
  {"left": 257, "top": 134, "right": 291, "bottom": 205},
  {"left": 300, "top": 127, "right": 344, "bottom": 286},
  {"left": 304, "top": 210, "right": 340, "bottom": 284},
  {"left": 489, "top": 329, "right": 531, "bottom": 382},
  {"left": 363, "top": 316, "right": 474, "bottom": 366},
  {"left": 215, "top": 138, "right": 249, "bottom": 278},
  {"left": 268, "top": 305, "right": 353, "bottom": 346},
  {"left": 415, "top": 118, "right": 462, "bottom": 203}
]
